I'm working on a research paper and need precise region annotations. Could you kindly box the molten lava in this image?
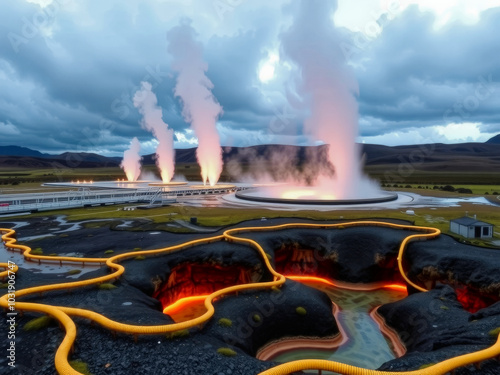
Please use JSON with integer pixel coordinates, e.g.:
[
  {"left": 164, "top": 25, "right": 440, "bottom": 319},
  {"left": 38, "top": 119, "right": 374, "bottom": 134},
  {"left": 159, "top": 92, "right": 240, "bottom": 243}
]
[
  {"left": 163, "top": 295, "right": 210, "bottom": 323},
  {"left": 383, "top": 284, "right": 408, "bottom": 293},
  {"left": 153, "top": 263, "right": 257, "bottom": 317},
  {"left": 287, "top": 275, "right": 407, "bottom": 294},
  {"left": 274, "top": 246, "right": 337, "bottom": 280},
  {"left": 287, "top": 275, "right": 336, "bottom": 286},
  {"left": 454, "top": 285, "right": 499, "bottom": 313}
]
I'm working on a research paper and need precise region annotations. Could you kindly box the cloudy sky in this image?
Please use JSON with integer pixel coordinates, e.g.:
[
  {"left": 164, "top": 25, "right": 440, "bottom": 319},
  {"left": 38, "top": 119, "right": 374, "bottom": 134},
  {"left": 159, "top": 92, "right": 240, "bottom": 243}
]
[{"left": 1, "top": 0, "right": 499, "bottom": 156}]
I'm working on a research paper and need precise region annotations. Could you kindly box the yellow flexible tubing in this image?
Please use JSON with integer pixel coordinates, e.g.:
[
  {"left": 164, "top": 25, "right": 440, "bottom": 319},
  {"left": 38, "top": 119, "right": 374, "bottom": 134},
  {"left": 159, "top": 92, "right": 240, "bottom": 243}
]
[{"left": 0, "top": 262, "right": 18, "bottom": 279}]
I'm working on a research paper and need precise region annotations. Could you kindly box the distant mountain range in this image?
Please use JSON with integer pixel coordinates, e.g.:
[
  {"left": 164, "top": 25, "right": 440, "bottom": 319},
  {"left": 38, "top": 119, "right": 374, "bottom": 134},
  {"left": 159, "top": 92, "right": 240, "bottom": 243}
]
[
  {"left": 486, "top": 134, "right": 500, "bottom": 144},
  {"left": 0, "top": 146, "right": 122, "bottom": 169},
  {"left": 0, "top": 135, "right": 499, "bottom": 172},
  {"left": 0, "top": 145, "right": 49, "bottom": 158}
]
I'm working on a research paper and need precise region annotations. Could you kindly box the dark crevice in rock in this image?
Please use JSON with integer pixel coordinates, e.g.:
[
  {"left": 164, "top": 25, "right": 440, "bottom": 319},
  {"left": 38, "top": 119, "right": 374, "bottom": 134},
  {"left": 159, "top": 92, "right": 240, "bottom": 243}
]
[
  {"left": 378, "top": 285, "right": 500, "bottom": 374},
  {"left": 153, "top": 262, "right": 263, "bottom": 310}
]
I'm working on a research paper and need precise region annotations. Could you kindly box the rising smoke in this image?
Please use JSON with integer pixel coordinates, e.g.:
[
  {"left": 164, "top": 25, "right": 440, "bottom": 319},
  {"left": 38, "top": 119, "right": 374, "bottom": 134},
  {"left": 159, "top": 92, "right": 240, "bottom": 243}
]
[
  {"left": 120, "top": 137, "right": 142, "bottom": 182},
  {"left": 133, "top": 82, "right": 175, "bottom": 183},
  {"left": 280, "top": 0, "right": 378, "bottom": 199},
  {"left": 225, "top": 145, "right": 333, "bottom": 184},
  {"left": 167, "top": 22, "right": 224, "bottom": 187}
]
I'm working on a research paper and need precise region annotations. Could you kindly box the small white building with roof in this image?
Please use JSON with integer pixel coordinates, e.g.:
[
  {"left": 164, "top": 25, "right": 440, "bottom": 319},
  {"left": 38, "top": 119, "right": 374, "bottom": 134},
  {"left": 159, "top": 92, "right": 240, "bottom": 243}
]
[{"left": 450, "top": 216, "right": 494, "bottom": 239}]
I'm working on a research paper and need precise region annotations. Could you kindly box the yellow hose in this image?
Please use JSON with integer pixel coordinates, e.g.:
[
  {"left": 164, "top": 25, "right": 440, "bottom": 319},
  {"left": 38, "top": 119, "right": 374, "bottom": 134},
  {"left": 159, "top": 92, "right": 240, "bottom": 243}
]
[{"left": 0, "top": 261, "right": 18, "bottom": 279}]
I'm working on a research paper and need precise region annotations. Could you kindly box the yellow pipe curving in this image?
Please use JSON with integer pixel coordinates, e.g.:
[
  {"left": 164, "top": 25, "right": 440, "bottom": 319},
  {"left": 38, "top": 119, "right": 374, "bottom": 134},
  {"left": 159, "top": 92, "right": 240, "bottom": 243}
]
[
  {"left": 1, "top": 221, "right": 498, "bottom": 375},
  {"left": 0, "top": 261, "right": 18, "bottom": 279}
]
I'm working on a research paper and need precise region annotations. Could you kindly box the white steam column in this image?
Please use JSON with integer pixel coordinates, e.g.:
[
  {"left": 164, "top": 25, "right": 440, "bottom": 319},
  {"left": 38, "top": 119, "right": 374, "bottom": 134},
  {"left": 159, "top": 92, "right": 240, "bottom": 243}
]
[
  {"left": 281, "top": 0, "right": 378, "bottom": 199},
  {"left": 120, "top": 137, "right": 142, "bottom": 182},
  {"left": 133, "top": 82, "right": 175, "bottom": 183},
  {"left": 167, "top": 22, "right": 224, "bottom": 187}
]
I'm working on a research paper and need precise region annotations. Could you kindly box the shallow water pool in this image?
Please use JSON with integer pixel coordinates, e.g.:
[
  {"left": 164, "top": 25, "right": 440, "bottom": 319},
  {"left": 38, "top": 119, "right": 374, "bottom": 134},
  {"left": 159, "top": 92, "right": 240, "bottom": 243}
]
[{"left": 270, "top": 282, "right": 407, "bottom": 373}]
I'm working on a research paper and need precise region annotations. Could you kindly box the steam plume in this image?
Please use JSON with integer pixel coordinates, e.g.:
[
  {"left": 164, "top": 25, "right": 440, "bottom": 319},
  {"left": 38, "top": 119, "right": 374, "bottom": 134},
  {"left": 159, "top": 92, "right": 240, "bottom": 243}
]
[
  {"left": 120, "top": 137, "right": 142, "bottom": 182},
  {"left": 167, "top": 22, "right": 223, "bottom": 186},
  {"left": 133, "top": 82, "right": 175, "bottom": 183},
  {"left": 281, "top": 0, "right": 375, "bottom": 198}
]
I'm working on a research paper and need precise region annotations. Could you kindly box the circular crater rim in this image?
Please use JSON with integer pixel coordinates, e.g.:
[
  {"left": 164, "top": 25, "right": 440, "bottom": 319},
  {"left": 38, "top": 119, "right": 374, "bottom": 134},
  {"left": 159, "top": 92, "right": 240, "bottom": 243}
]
[{"left": 235, "top": 188, "right": 399, "bottom": 206}]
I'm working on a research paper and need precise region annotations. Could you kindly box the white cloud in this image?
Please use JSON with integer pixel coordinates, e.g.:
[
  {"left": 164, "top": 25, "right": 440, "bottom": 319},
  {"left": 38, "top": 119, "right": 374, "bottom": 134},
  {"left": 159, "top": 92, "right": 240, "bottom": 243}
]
[
  {"left": 361, "top": 122, "right": 497, "bottom": 146},
  {"left": 258, "top": 52, "right": 279, "bottom": 83},
  {"left": 0, "top": 122, "right": 21, "bottom": 135},
  {"left": 436, "top": 122, "right": 495, "bottom": 143},
  {"left": 336, "top": 0, "right": 500, "bottom": 32},
  {"left": 399, "top": 0, "right": 500, "bottom": 28},
  {"left": 25, "top": 0, "right": 54, "bottom": 7},
  {"left": 140, "top": 139, "right": 159, "bottom": 155},
  {"left": 174, "top": 131, "right": 198, "bottom": 148}
]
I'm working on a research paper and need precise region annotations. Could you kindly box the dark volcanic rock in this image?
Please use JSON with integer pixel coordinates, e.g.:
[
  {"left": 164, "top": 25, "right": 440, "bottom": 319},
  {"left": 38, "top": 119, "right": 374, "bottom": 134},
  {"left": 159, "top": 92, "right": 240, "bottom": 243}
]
[
  {"left": 1, "top": 268, "right": 326, "bottom": 375},
  {"left": 406, "top": 235, "right": 500, "bottom": 291},
  {"left": 4, "top": 217, "right": 500, "bottom": 374},
  {"left": 244, "top": 226, "right": 418, "bottom": 283},
  {"left": 378, "top": 285, "right": 500, "bottom": 374},
  {"left": 0, "top": 217, "right": 219, "bottom": 258},
  {"left": 203, "top": 280, "right": 338, "bottom": 356},
  {"left": 0, "top": 317, "right": 275, "bottom": 375},
  {"left": 18, "top": 268, "right": 173, "bottom": 325},
  {"left": 122, "top": 241, "right": 269, "bottom": 296}
]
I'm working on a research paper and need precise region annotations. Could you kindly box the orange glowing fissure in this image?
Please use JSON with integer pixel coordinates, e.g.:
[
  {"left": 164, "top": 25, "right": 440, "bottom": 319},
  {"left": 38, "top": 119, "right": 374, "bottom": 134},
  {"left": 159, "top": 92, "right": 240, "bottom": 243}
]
[
  {"left": 161, "top": 277, "right": 407, "bottom": 321},
  {"left": 286, "top": 275, "right": 336, "bottom": 286},
  {"left": 286, "top": 275, "right": 408, "bottom": 293},
  {"left": 163, "top": 295, "right": 210, "bottom": 316}
]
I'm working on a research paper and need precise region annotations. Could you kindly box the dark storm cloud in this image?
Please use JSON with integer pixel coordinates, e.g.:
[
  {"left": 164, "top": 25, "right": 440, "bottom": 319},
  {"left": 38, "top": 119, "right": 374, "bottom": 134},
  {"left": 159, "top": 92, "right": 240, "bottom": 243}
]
[
  {"left": 207, "top": 31, "right": 273, "bottom": 116},
  {"left": 354, "top": 5, "right": 500, "bottom": 137},
  {"left": 0, "top": 1, "right": 499, "bottom": 154},
  {"left": 0, "top": 0, "right": 283, "bottom": 153},
  {"left": 0, "top": 1, "right": 161, "bottom": 153}
]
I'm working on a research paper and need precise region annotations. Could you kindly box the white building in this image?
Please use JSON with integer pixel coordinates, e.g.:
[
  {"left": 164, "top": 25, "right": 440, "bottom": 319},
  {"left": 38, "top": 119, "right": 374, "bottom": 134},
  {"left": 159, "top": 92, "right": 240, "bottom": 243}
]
[{"left": 450, "top": 216, "right": 494, "bottom": 239}]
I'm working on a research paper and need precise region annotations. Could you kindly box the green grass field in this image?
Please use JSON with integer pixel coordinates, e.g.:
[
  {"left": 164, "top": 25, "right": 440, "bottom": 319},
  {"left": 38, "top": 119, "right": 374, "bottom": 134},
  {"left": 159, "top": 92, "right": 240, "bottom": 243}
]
[
  {"left": 386, "top": 185, "right": 500, "bottom": 196},
  {"left": 367, "top": 167, "right": 500, "bottom": 186}
]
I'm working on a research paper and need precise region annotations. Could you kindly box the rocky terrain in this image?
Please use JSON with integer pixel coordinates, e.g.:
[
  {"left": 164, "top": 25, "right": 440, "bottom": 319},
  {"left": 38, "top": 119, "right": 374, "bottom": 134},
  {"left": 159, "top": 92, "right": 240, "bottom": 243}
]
[{"left": 1, "top": 217, "right": 499, "bottom": 374}]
